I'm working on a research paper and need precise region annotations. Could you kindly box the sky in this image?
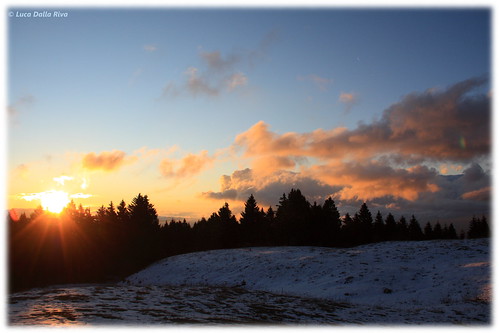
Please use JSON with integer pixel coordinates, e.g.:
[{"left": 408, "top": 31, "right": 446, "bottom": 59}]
[{"left": 6, "top": 6, "right": 491, "bottom": 227}]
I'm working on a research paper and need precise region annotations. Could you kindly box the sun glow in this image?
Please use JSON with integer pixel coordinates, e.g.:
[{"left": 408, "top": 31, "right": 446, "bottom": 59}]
[
  {"left": 21, "top": 190, "right": 71, "bottom": 214},
  {"left": 40, "top": 190, "right": 70, "bottom": 213}
]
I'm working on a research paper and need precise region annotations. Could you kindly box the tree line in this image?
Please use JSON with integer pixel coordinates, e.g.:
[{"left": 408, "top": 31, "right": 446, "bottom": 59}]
[{"left": 8, "top": 189, "right": 489, "bottom": 292}]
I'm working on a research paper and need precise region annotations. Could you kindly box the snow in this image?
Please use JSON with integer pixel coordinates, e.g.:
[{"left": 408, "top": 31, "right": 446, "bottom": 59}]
[
  {"left": 9, "top": 239, "right": 490, "bottom": 325},
  {"left": 125, "top": 238, "right": 490, "bottom": 313}
]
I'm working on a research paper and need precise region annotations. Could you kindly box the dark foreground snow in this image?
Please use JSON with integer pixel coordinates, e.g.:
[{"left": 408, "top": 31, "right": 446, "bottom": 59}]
[{"left": 9, "top": 239, "right": 490, "bottom": 325}]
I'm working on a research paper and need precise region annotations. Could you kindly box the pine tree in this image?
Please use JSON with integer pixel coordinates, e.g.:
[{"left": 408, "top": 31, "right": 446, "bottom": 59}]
[
  {"left": 372, "top": 210, "right": 385, "bottom": 242},
  {"left": 408, "top": 215, "right": 423, "bottom": 240},
  {"left": 106, "top": 201, "right": 118, "bottom": 224},
  {"left": 384, "top": 213, "right": 397, "bottom": 241},
  {"left": 240, "top": 194, "right": 266, "bottom": 246},
  {"left": 275, "top": 189, "right": 312, "bottom": 246},
  {"left": 116, "top": 200, "right": 129, "bottom": 224},
  {"left": 322, "top": 197, "right": 341, "bottom": 246},
  {"left": 433, "top": 221, "right": 443, "bottom": 239},
  {"left": 447, "top": 223, "right": 458, "bottom": 239},
  {"left": 128, "top": 193, "right": 159, "bottom": 230},
  {"left": 396, "top": 216, "right": 409, "bottom": 240},
  {"left": 424, "top": 222, "right": 433, "bottom": 240},
  {"left": 216, "top": 202, "right": 240, "bottom": 248},
  {"left": 355, "top": 203, "right": 373, "bottom": 244}
]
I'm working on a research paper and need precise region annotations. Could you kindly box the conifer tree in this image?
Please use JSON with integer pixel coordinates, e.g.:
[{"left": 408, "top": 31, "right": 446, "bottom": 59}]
[
  {"left": 433, "top": 221, "right": 443, "bottom": 239},
  {"left": 322, "top": 197, "right": 341, "bottom": 246},
  {"left": 116, "top": 200, "right": 129, "bottom": 224},
  {"left": 240, "top": 194, "right": 265, "bottom": 245},
  {"left": 396, "top": 216, "right": 409, "bottom": 240},
  {"left": 408, "top": 215, "right": 423, "bottom": 240},
  {"left": 424, "top": 222, "right": 433, "bottom": 240},
  {"left": 447, "top": 223, "right": 458, "bottom": 239},
  {"left": 384, "top": 213, "right": 397, "bottom": 241},
  {"left": 372, "top": 210, "right": 385, "bottom": 242}
]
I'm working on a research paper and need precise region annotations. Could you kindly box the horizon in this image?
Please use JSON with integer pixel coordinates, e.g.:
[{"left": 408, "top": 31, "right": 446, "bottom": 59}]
[{"left": 6, "top": 8, "right": 491, "bottom": 229}]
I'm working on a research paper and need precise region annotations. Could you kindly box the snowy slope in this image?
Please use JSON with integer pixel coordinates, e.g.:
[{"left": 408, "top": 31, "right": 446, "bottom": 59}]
[{"left": 125, "top": 239, "right": 490, "bottom": 310}]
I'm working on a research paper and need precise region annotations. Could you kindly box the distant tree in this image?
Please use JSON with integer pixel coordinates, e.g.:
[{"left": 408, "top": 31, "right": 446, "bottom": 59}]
[
  {"left": 408, "top": 215, "right": 423, "bottom": 241},
  {"left": 128, "top": 193, "right": 159, "bottom": 230},
  {"left": 106, "top": 201, "right": 118, "bottom": 224},
  {"left": 384, "top": 213, "right": 397, "bottom": 241},
  {"left": 62, "top": 200, "right": 78, "bottom": 221},
  {"left": 265, "top": 206, "right": 276, "bottom": 224},
  {"left": 30, "top": 205, "right": 45, "bottom": 221},
  {"left": 275, "top": 189, "right": 312, "bottom": 246},
  {"left": 467, "top": 216, "right": 490, "bottom": 239},
  {"left": 340, "top": 212, "right": 356, "bottom": 246},
  {"left": 446, "top": 223, "right": 458, "bottom": 239},
  {"left": 116, "top": 200, "right": 130, "bottom": 224},
  {"left": 240, "top": 194, "right": 266, "bottom": 246},
  {"left": 480, "top": 216, "right": 490, "bottom": 238},
  {"left": 96, "top": 205, "right": 107, "bottom": 224},
  {"left": 322, "top": 197, "right": 341, "bottom": 246},
  {"left": 433, "top": 221, "right": 443, "bottom": 239},
  {"left": 356, "top": 203, "right": 373, "bottom": 244},
  {"left": 423, "top": 222, "right": 433, "bottom": 240},
  {"left": 372, "top": 210, "right": 385, "bottom": 243},
  {"left": 396, "top": 216, "right": 409, "bottom": 240},
  {"left": 214, "top": 202, "right": 240, "bottom": 249}
]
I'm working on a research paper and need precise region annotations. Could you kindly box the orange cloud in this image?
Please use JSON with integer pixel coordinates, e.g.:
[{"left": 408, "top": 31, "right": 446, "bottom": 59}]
[
  {"left": 234, "top": 77, "right": 489, "bottom": 165},
  {"left": 461, "top": 187, "right": 490, "bottom": 201},
  {"left": 82, "top": 150, "right": 131, "bottom": 171},
  {"left": 234, "top": 121, "right": 308, "bottom": 157},
  {"left": 160, "top": 150, "right": 214, "bottom": 179}
]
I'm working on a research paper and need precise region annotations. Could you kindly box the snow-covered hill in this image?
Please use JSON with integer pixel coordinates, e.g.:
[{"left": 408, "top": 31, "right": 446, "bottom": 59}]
[{"left": 125, "top": 239, "right": 490, "bottom": 313}]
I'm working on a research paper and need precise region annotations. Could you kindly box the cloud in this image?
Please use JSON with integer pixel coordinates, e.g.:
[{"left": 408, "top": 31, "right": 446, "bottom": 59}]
[
  {"left": 232, "top": 78, "right": 490, "bottom": 165},
  {"left": 82, "top": 150, "right": 132, "bottom": 172},
  {"left": 53, "top": 175, "right": 74, "bottom": 186},
  {"left": 227, "top": 72, "right": 248, "bottom": 90},
  {"left": 200, "top": 50, "right": 240, "bottom": 72},
  {"left": 160, "top": 150, "right": 214, "bottom": 179},
  {"left": 338, "top": 92, "right": 359, "bottom": 112},
  {"left": 211, "top": 77, "right": 490, "bottom": 223},
  {"left": 234, "top": 121, "right": 307, "bottom": 157},
  {"left": 14, "top": 164, "right": 29, "bottom": 179},
  {"left": 162, "top": 31, "right": 276, "bottom": 98},
  {"left": 298, "top": 74, "right": 332, "bottom": 91},
  {"left": 309, "top": 161, "right": 440, "bottom": 202},
  {"left": 70, "top": 193, "right": 93, "bottom": 199},
  {"left": 8, "top": 94, "right": 35, "bottom": 117},
  {"left": 202, "top": 168, "right": 341, "bottom": 207},
  {"left": 461, "top": 187, "right": 490, "bottom": 201},
  {"left": 184, "top": 67, "right": 219, "bottom": 96},
  {"left": 143, "top": 44, "right": 157, "bottom": 52}
]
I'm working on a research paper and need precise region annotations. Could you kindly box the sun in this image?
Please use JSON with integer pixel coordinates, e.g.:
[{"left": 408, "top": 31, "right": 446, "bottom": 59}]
[{"left": 39, "top": 190, "right": 70, "bottom": 214}]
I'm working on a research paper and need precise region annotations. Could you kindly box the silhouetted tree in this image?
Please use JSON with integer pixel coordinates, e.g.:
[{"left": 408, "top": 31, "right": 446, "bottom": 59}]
[
  {"left": 424, "top": 222, "right": 433, "bottom": 240},
  {"left": 116, "top": 200, "right": 130, "bottom": 224},
  {"left": 321, "top": 197, "right": 341, "bottom": 246},
  {"left": 396, "top": 216, "right": 409, "bottom": 240},
  {"left": 372, "top": 210, "right": 385, "bottom": 243},
  {"left": 408, "top": 215, "right": 423, "bottom": 241},
  {"left": 240, "top": 194, "right": 267, "bottom": 245},
  {"left": 128, "top": 194, "right": 159, "bottom": 230},
  {"left": 446, "top": 223, "right": 458, "bottom": 239},
  {"left": 384, "top": 213, "right": 397, "bottom": 241},
  {"left": 467, "top": 216, "right": 490, "bottom": 239},
  {"left": 356, "top": 203, "right": 373, "bottom": 244},
  {"left": 433, "top": 221, "right": 443, "bottom": 239}
]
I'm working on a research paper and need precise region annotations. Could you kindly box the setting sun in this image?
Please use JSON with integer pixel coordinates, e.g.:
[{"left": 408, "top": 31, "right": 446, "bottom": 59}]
[
  {"left": 22, "top": 190, "right": 71, "bottom": 214},
  {"left": 39, "top": 190, "right": 70, "bottom": 213}
]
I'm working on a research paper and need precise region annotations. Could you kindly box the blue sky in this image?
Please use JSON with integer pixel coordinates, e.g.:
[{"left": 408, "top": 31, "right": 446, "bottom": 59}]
[{"left": 7, "top": 7, "right": 491, "bottom": 226}]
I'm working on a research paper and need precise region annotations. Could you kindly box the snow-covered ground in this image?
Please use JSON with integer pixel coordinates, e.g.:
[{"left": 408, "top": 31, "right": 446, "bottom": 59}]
[
  {"left": 9, "top": 239, "right": 490, "bottom": 325},
  {"left": 125, "top": 238, "right": 491, "bottom": 322}
]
